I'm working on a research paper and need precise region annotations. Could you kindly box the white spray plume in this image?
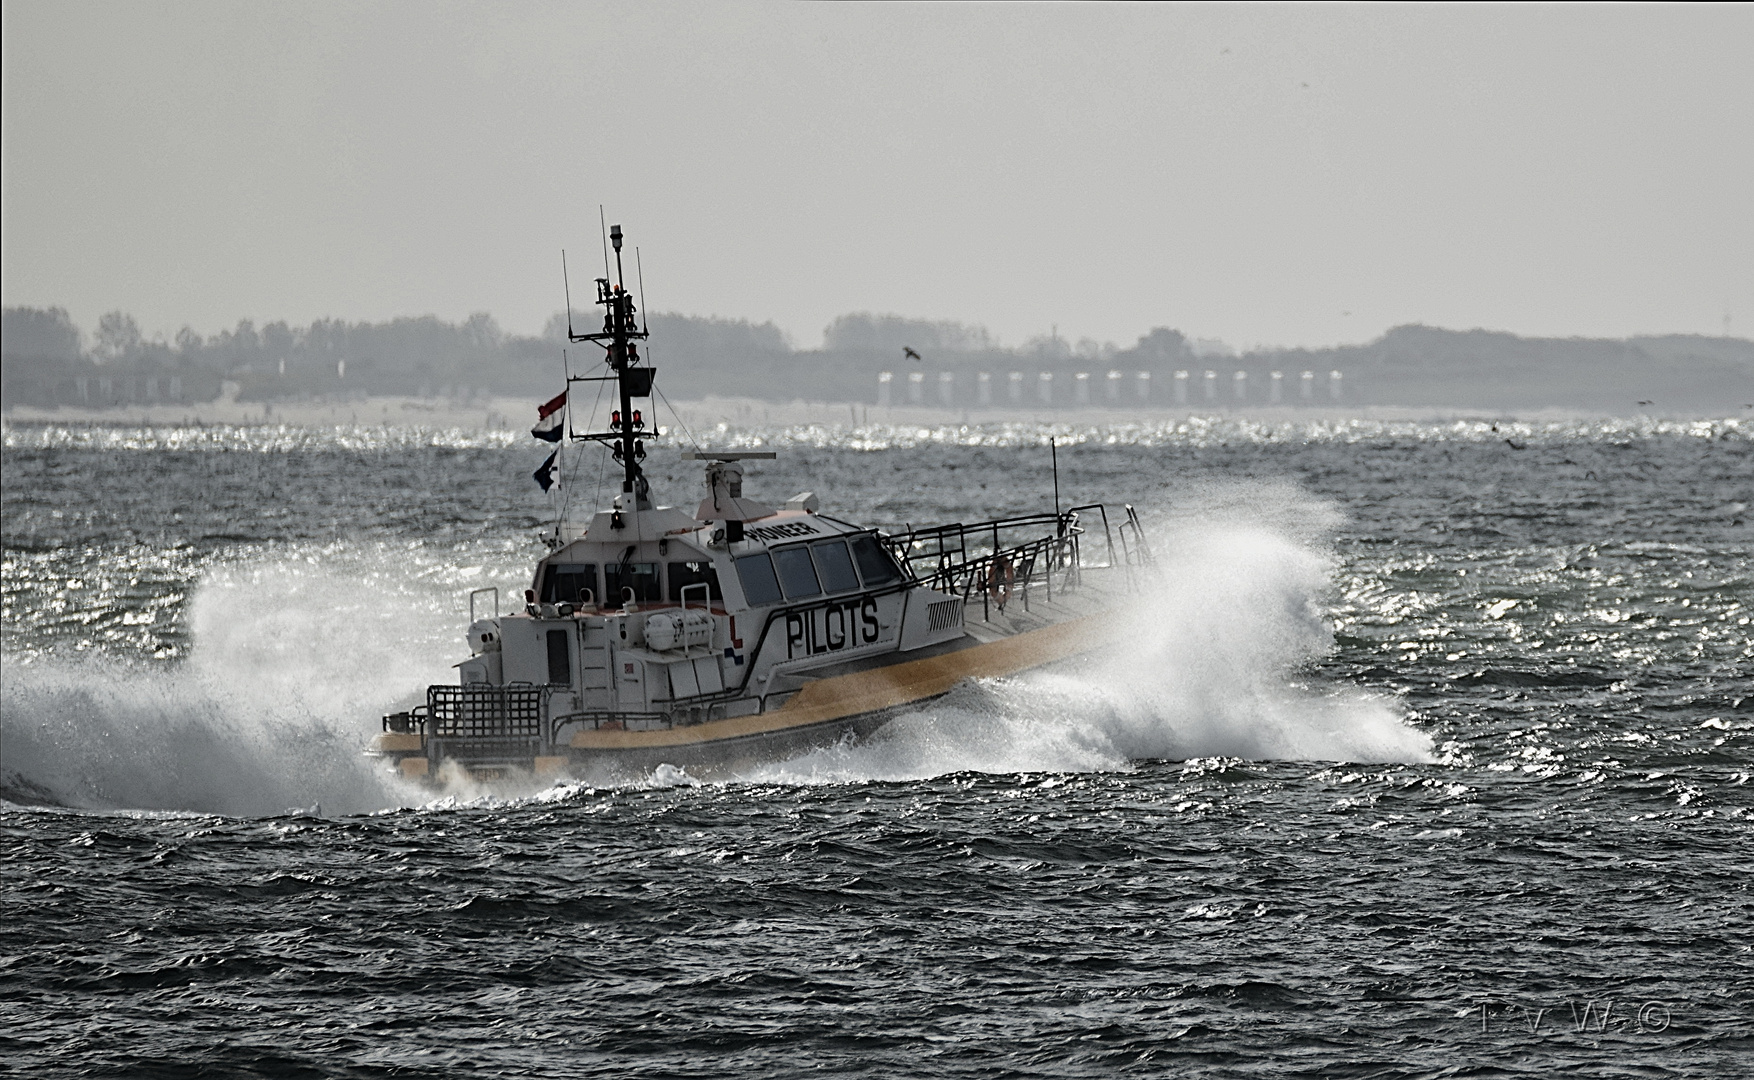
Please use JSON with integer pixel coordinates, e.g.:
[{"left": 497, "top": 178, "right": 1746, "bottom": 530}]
[{"left": 0, "top": 544, "right": 510, "bottom": 816}]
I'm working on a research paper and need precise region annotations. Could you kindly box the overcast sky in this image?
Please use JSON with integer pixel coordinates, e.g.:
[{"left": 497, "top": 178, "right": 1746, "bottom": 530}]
[{"left": 3, "top": 2, "right": 1750, "bottom": 351}]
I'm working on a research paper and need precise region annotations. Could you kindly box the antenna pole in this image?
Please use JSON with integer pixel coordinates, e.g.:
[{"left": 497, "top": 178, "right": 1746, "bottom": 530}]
[
  {"left": 635, "top": 247, "right": 648, "bottom": 335},
  {"left": 1051, "top": 437, "right": 1061, "bottom": 527},
  {"left": 599, "top": 206, "right": 611, "bottom": 280},
  {"left": 562, "top": 251, "right": 574, "bottom": 339}
]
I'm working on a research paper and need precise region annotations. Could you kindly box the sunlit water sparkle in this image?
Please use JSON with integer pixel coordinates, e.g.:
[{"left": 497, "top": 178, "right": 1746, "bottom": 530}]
[{"left": 2, "top": 417, "right": 1749, "bottom": 1078}]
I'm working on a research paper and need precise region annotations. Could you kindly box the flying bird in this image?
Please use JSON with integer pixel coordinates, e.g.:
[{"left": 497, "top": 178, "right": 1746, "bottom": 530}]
[
  {"left": 1637, "top": 400, "right": 1653, "bottom": 406},
  {"left": 903, "top": 347, "right": 921, "bottom": 362}
]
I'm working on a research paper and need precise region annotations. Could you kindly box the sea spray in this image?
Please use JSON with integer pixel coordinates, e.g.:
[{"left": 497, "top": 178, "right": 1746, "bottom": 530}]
[
  {"left": 1077, "top": 521, "right": 1429, "bottom": 764},
  {"left": 0, "top": 542, "right": 523, "bottom": 815},
  {"left": 0, "top": 657, "right": 397, "bottom": 815}
]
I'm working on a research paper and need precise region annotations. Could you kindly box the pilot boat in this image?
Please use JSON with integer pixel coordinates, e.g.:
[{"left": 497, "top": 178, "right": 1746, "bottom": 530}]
[{"left": 369, "top": 225, "right": 1154, "bottom": 782}]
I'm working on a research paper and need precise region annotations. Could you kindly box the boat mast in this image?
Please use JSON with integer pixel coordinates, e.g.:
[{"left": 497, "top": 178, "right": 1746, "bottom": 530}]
[{"left": 569, "top": 223, "right": 653, "bottom": 509}]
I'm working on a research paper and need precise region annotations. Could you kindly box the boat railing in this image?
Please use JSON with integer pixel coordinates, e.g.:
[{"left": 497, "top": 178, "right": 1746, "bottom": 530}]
[
  {"left": 402, "top": 687, "right": 678, "bottom": 747},
  {"left": 426, "top": 685, "right": 546, "bottom": 738},
  {"left": 552, "top": 710, "right": 676, "bottom": 739},
  {"left": 882, "top": 503, "right": 1138, "bottom": 619},
  {"left": 929, "top": 531, "right": 1068, "bottom": 621},
  {"left": 382, "top": 709, "right": 423, "bottom": 734},
  {"left": 1115, "top": 504, "right": 1153, "bottom": 569},
  {"left": 377, "top": 685, "right": 551, "bottom": 761},
  {"left": 469, "top": 586, "right": 500, "bottom": 624}
]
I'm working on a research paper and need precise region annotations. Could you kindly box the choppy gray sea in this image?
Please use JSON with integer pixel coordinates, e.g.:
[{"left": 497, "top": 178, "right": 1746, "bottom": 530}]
[{"left": 2, "top": 416, "right": 1750, "bottom": 1078}]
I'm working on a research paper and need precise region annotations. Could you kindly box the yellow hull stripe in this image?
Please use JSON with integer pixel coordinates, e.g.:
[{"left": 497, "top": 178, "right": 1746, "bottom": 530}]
[{"left": 570, "top": 615, "right": 1114, "bottom": 751}]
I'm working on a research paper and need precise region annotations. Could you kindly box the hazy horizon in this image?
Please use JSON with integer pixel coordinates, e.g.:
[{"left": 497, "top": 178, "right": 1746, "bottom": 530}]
[
  {"left": 9, "top": 300, "right": 1751, "bottom": 362},
  {"left": 4, "top": 3, "right": 1751, "bottom": 352}
]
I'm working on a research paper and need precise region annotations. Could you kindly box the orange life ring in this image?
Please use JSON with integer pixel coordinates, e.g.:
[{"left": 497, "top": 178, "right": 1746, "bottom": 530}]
[{"left": 986, "top": 555, "right": 1015, "bottom": 609}]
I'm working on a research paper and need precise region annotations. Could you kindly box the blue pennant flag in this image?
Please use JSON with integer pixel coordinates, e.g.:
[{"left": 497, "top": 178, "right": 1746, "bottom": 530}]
[{"left": 533, "top": 450, "right": 559, "bottom": 492}]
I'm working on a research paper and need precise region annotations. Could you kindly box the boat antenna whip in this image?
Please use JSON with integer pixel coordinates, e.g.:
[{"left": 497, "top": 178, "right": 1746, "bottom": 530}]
[
  {"left": 1051, "top": 437, "right": 1063, "bottom": 533},
  {"left": 599, "top": 206, "right": 612, "bottom": 279},
  {"left": 562, "top": 250, "right": 574, "bottom": 339},
  {"left": 636, "top": 247, "right": 649, "bottom": 336}
]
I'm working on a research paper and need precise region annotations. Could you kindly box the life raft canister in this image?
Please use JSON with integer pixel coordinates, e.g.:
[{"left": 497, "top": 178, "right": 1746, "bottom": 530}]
[{"left": 986, "top": 554, "right": 1015, "bottom": 609}]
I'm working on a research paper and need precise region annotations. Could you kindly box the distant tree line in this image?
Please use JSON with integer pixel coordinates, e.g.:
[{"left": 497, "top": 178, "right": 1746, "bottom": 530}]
[
  {"left": 3, "top": 304, "right": 1748, "bottom": 411},
  {"left": 0, "top": 306, "right": 555, "bottom": 408}
]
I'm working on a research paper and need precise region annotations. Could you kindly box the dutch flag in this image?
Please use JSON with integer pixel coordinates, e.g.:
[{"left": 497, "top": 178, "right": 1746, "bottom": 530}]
[{"left": 531, "top": 390, "right": 567, "bottom": 442}]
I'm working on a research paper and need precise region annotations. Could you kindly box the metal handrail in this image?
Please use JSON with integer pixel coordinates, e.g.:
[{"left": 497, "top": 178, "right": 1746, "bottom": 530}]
[
  {"left": 1122, "top": 504, "right": 1154, "bottom": 564},
  {"left": 881, "top": 505, "right": 1113, "bottom": 607},
  {"left": 883, "top": 503, "right": 1113, "bottom": 570},
  {"left": 468, "top": 587, "right": 499, "bottom": 623},
  {"left": 552, "top": 710, "right": 675, "bottom": 739}
]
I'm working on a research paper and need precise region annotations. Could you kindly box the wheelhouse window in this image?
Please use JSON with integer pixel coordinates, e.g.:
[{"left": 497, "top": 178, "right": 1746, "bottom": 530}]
[
  {"left": 850, "top": 534, "right": 904, "bottom": 586},
  {"left": 540, "top": 563, "right": 597, "bottom": 605},
  {"left": 772, "top": 546, "right": 821, "bottom": 600},
  {"left": 667, "top": 560, "right": 722, "bottom": 603},
  {"left": 810, "top": 540, "right": 861, "bottom": 593},
  {"left": 734, "top": 553, "right": 783, "bottom": 607},
  {"left": 604, "top": 561, "right": 661, "bottom": 605}
]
